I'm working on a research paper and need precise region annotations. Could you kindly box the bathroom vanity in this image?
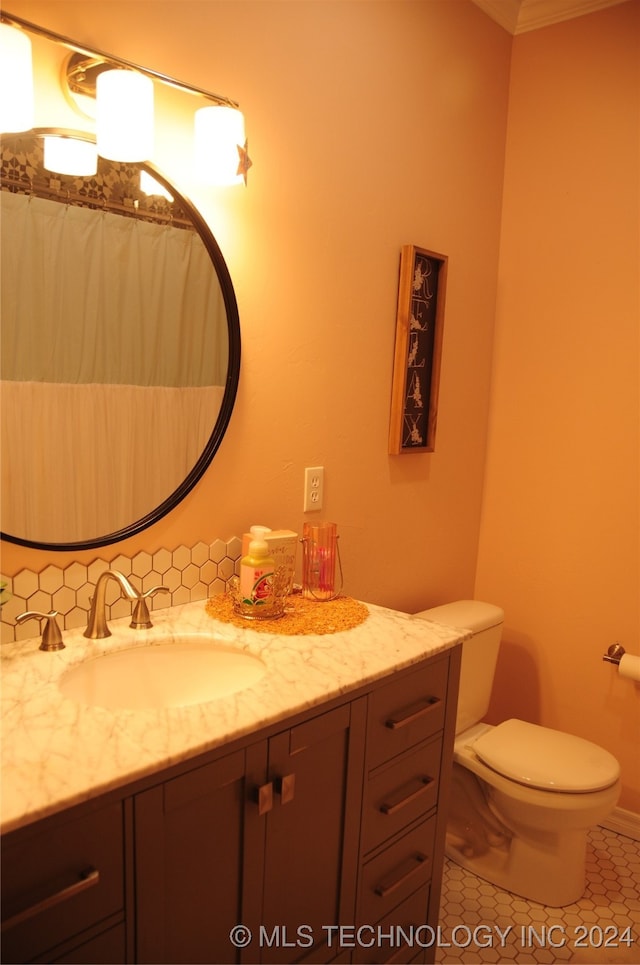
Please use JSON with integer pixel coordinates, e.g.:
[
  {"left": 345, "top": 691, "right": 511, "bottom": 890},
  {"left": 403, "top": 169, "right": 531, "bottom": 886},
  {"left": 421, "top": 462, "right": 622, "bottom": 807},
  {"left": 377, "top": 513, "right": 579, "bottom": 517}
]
[{"left": 1, "top": 599, "right": 465, "bottom": 965}]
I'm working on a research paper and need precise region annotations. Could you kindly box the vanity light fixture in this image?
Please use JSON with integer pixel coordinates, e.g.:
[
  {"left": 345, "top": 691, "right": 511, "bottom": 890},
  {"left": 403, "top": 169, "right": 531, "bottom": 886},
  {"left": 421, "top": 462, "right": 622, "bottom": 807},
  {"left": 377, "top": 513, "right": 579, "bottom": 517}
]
[
  {"left": 96, "top": 68, "right": 154, "bottom": 162},
  {"left": 0, "top": 22, "right": 34, "bottom": 133},
  {"left": 194, "top": 104, "right": 251, "bottom": 187},
  {"left": 0, "top": 11, "right": 251, "bottom": 185}
]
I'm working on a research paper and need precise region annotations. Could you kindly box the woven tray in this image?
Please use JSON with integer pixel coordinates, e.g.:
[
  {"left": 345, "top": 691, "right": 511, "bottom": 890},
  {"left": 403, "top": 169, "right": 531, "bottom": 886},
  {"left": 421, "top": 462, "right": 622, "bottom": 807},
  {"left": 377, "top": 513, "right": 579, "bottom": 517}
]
[{"left": 205, "top": 593, "right": 369, "bottom": 636}]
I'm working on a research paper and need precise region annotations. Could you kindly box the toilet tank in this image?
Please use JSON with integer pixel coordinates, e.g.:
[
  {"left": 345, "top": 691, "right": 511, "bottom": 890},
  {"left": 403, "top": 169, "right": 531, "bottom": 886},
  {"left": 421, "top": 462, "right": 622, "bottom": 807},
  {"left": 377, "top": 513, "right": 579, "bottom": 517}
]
[{"left": 414, "top": 600, "right": 504, "bottom": 735}]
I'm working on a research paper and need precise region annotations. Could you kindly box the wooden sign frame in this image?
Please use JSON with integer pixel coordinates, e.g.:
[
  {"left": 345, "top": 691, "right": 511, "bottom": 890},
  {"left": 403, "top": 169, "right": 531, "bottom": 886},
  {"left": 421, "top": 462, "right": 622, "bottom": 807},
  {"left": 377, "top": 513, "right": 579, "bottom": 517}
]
[{"left": 388, "top": 244, "right": 447, "bottom": 454}]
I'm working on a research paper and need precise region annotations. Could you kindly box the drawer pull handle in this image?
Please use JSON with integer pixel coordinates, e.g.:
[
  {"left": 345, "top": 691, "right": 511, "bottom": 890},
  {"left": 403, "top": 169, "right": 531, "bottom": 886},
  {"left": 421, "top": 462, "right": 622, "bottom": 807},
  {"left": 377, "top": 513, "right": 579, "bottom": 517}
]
[
  {"left": 374, "top": 853, "right": 427, "bottom": 899},
  {"left": 2, "top": 867, "right": 99, "bottom": 931},
  {"left": 380, "top": 777, "right": 433, "bottom": 816},
  {"left": 385, "top": 697, "right": 441, "bottom": 730}
]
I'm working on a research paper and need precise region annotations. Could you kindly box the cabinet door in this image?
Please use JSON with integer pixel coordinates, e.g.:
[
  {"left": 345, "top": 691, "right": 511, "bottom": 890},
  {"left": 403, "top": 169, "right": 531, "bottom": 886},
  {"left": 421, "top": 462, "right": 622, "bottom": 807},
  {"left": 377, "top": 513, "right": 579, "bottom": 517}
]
[
  {"left": 135, "top": 746, "right": 265, "bottom": 965},
  {"left": 260, "top": 699, "right": 367, "bottom": 964}
]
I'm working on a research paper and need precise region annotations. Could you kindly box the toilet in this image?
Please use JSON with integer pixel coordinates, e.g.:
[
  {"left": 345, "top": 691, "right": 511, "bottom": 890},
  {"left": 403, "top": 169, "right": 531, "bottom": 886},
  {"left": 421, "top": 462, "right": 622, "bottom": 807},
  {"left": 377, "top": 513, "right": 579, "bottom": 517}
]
[{"left": 414, "top": 600, "right": 621, "bottom": 907}]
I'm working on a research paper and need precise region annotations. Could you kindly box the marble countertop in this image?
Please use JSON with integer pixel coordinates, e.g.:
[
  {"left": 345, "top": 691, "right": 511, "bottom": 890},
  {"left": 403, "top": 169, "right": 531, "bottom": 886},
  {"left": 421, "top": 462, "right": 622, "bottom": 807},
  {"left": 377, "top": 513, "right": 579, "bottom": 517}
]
[{"left": 1, "top": 597, "right": 468, "bottom": 834}]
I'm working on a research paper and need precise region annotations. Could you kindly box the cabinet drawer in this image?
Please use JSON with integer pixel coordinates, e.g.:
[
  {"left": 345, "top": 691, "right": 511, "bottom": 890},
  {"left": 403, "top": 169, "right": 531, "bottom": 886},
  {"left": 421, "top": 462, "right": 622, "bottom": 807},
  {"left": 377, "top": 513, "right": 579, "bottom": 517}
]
[
  {"left": 353, "top": 886, "right": 430, "bottom": 964},
  {"left": 1, "top": 802, "right": 124, "bottom": 964},
  {"left": 363, "top": 738, "right": 442, "bottom": 854},
  {"left": 46, "top": 921, "right": 126, "bottom": 964},
  {"left": 358, "top": 817, "right": 435, "bottom": 926},
  {"left": 367, "top": 659, "right": 448, "bottom": 769}
]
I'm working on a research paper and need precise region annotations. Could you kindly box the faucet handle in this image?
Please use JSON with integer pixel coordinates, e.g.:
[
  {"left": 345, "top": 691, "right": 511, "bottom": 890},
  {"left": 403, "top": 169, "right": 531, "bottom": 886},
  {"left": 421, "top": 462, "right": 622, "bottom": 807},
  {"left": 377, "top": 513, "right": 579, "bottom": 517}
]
[
  {"left": 130, "top": 586, "right": 170, "bottom": 629},
  {"left": 16, "top": 610, "right": 65, "bottom": 651}
]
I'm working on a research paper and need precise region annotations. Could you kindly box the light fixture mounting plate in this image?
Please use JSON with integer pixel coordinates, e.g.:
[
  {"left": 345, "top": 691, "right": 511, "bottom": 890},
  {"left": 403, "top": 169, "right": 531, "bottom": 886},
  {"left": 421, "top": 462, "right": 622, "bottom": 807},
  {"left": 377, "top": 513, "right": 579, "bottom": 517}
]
[{"left": 63, "top": 51, "right": 119, "bottom": 119}]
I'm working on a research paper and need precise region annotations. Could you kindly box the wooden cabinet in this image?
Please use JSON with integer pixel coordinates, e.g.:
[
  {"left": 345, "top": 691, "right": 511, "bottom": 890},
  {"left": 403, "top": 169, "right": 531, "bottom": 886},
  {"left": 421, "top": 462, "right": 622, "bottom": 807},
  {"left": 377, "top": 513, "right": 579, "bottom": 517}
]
[
  {"left": 1, "top": 801, "right": 126, "bottom": 964},
  {"left": 134, "top": 748, "right": 250, "bottom": 964},
  {"left": 357, "top": 652, "right": 459, "bottom": 965},
  {"left": 134, "top": 701, "right": 367, "bottom": 965},
  {"left": 1, "top": 647, "right": 460, "bottom": 965},
  {"left": 257, "top": 701, "right": 367, "bottom": 964}
]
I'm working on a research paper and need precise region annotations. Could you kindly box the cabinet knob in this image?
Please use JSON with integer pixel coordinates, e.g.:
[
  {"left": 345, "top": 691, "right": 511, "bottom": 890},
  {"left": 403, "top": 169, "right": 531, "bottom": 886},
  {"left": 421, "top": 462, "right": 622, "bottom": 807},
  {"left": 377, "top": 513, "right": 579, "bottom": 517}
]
[
  {"left": 276, "top": 773, "right": 296, "bottom": 805},
  {"left": 256, "top": 782, "right": 273, "bottom": 815}
]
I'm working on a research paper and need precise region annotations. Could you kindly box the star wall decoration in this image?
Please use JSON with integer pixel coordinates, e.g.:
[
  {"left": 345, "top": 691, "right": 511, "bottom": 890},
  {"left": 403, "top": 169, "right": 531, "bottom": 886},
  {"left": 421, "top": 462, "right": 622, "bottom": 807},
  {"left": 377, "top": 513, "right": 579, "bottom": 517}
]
[{"left": 236, "top": 140, "right": 252, "bottom": 185}]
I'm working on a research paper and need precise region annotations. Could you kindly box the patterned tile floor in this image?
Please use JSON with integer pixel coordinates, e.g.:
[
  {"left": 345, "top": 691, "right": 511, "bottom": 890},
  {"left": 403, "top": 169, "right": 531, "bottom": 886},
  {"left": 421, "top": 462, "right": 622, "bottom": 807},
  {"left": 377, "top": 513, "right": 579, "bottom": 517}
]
[{"left": 436, "top": 826, "right": 640, "bottom": 964}]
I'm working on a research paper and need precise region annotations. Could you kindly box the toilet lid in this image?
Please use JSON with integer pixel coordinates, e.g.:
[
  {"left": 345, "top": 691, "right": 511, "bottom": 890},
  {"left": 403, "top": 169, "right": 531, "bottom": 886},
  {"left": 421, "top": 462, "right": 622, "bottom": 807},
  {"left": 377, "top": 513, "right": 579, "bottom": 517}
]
[{"left": 472, "top": 719, "right": 620, "bottom": 792}]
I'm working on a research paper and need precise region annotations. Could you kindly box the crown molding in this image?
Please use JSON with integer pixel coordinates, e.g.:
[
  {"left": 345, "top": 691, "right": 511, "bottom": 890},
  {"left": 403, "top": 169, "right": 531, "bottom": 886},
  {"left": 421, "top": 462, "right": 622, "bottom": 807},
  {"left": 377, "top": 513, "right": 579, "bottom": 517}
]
[
  {"left": 471, "top": 0, "right": 521, "bottom": 33},
  {"left": 471, "top": 0, "right": 630, "bottom": 34}
]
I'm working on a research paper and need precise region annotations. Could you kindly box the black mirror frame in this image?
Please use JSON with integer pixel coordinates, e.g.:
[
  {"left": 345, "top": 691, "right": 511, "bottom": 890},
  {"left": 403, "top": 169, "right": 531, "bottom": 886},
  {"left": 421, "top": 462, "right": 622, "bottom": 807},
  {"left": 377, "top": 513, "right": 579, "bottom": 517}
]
[{"left": 0, "top": 135, "right": 241, "bottom": 552}]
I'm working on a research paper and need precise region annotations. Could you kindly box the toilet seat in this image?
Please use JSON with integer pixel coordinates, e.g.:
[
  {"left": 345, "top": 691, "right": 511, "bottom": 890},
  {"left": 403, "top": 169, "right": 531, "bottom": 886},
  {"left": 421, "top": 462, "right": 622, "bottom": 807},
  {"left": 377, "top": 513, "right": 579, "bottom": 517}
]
[{"left": 471, "top": 719, "right": 620, "bottom": 792}]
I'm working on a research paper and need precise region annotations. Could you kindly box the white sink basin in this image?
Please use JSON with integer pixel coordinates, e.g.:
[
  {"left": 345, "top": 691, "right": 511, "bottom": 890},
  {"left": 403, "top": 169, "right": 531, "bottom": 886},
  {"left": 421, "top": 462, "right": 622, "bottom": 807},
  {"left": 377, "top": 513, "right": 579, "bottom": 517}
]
[{"left": 59, "top": 635, "right": 267, "bottom": 710}]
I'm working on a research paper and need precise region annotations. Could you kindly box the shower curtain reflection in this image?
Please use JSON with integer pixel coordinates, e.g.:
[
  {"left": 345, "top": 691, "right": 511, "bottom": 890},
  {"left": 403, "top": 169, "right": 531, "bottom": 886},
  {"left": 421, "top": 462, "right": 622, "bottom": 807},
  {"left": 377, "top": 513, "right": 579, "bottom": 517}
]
[
  {"left": 1, "top": 382, "right": 224, "bottom": 543},
  {"left": 1, "top": 191, "right": 228, "bottom": 542}
]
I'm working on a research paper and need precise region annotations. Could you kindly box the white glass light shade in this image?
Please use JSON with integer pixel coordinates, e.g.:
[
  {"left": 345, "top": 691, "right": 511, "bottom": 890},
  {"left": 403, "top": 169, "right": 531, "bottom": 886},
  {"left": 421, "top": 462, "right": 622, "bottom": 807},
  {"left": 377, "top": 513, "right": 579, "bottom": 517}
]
[
  {"left": 96, "top": 69, "right": 154, "bottom": 162},
  {"left": 0, "top": 24, "right": 34, "bottom": 133},
  {"left": 194, "top": 105, "right": 246, "bottom": 186},
  {"left": 43, "top": 137, "right": 98, "bottom": 176}
]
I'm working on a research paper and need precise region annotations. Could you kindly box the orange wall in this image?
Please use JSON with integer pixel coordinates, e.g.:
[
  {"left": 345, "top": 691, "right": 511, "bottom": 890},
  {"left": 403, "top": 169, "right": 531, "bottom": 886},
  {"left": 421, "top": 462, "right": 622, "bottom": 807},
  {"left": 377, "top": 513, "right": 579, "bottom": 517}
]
[
  {"left": 1, "top": 0, "right": 510, "bottom": 613},
  {"left": 3, "top": 2, "right": 637, "bottom": 810},
  {"left": 475, "top": 2, "right": 640, "bottom": 811}
]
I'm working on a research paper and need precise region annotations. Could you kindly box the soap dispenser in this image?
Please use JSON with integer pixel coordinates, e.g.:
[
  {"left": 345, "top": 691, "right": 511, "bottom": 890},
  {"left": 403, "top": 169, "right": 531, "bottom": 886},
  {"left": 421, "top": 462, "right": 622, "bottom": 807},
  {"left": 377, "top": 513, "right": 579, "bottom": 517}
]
[
  {"left": 241, "top": 525, "right": 272, "bottom": 557},
  {"left": 239, "top": 538, "right": 275, "bottom": 606}
]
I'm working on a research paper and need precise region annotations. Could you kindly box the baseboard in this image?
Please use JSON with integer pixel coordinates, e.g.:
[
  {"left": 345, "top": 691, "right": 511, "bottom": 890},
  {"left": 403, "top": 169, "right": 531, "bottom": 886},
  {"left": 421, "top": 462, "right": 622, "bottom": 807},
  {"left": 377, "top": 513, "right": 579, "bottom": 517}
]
[{"left": 600, "top": 806, "right": 640, "bottom": 841}]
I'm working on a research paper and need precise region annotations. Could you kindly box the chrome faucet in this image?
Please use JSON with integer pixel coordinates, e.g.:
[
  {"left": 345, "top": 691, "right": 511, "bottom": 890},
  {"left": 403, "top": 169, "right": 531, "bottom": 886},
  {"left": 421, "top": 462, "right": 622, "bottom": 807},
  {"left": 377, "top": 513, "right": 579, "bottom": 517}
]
[
  {"left": 84, "top": 570, "right": 139, "bottom": 639},
  {"left": 84, "top": 570, "right": 170, "bottom": 639}
]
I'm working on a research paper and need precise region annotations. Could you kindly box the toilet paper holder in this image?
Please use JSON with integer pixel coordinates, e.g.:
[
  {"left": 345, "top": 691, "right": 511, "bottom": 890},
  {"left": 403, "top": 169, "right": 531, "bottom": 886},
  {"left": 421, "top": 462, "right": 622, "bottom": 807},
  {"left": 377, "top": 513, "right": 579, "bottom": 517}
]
[{"left": 602, "top": 642, "right": 626, "bottom": 665}]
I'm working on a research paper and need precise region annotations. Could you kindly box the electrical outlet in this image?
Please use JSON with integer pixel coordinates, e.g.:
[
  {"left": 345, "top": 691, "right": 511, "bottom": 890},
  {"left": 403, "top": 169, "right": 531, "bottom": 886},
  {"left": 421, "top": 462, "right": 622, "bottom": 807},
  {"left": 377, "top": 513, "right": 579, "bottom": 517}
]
[{"left": 303, "top": 466, "right": 324, "bottom": 512}]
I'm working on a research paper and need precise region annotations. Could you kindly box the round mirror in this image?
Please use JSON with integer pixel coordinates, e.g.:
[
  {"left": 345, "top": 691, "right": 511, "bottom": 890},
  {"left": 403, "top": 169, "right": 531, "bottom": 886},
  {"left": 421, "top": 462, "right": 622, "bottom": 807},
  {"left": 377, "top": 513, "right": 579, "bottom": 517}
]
[{"left": 0, "top": 130, "right": 240, "bottom": 551}]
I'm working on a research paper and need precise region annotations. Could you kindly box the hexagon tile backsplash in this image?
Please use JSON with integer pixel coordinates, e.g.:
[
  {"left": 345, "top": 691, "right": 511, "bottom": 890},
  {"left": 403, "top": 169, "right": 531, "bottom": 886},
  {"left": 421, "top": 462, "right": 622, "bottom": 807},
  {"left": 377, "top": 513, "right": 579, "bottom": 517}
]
[{"left": 0, "top": 537, "right": 243, "bottom": 644}]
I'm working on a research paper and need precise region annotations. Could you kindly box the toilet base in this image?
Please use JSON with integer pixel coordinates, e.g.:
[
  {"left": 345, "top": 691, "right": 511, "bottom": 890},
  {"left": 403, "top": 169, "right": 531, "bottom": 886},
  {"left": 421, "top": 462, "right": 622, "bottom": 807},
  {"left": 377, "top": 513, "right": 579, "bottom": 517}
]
[
  {"left": 446, "top": 730, "right": 620, "bottom": 907},
  {"left": 444, "top": 761, "right": 596, "bottom": 906},
  {"left": 445, "top": 825, "right": 587, "bottom": 906}
]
